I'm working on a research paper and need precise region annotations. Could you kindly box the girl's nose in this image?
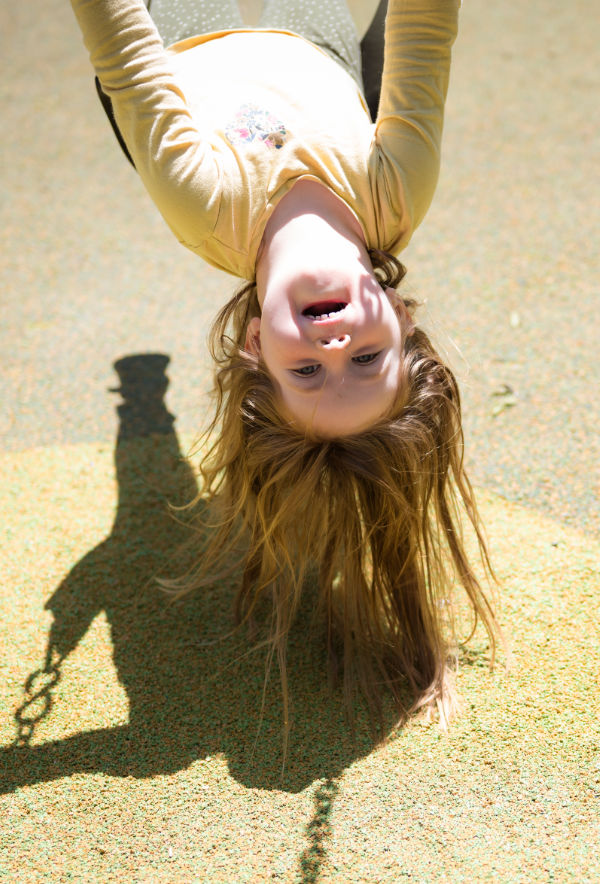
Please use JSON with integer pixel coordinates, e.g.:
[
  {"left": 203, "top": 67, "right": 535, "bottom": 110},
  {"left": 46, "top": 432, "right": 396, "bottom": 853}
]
[{"left": 318, "top": 333, "right": 351, "bottom": 350}]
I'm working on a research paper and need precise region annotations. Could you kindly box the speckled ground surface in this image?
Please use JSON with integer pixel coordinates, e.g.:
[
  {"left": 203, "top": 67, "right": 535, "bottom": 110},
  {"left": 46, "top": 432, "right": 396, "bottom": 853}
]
[{"left": 1, "top": 0, "right": 598, "bottom": 881}]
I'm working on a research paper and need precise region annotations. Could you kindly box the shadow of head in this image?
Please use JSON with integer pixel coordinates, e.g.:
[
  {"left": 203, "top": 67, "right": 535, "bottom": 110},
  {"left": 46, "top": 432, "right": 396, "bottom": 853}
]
[{"left": 4, "top": 354, "right": 397, "bottom": 795}]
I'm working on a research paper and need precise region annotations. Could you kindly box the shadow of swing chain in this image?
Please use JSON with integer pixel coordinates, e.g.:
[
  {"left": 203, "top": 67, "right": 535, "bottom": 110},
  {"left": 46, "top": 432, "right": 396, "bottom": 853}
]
[
  {"left": 13, "top": 649, "right": 63, "bottom": 748},
  {"left": 298, "top": 777, "right": 340, "bottom": 883}
]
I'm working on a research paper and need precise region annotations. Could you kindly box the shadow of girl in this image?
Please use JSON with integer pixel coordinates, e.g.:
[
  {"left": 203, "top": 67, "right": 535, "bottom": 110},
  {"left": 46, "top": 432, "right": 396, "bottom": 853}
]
[{"left": 2, "top": 355, "right": 388, "bottom": 796}]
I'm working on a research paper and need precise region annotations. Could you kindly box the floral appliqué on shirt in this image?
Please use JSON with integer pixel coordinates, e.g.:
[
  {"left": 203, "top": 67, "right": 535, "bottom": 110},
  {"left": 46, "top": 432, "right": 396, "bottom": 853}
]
[{"left": 225, "top": 104, "right": 288, "bottom": 150}]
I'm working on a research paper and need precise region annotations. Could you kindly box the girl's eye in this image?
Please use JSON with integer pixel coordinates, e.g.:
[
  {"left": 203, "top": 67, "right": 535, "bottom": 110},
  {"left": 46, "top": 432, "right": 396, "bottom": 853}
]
[
  {"left": 293, "top": 364, "right": 321, "bottom": 376},
  {"left": 352, "top": 351, "right": 381, "bottom": 365}
]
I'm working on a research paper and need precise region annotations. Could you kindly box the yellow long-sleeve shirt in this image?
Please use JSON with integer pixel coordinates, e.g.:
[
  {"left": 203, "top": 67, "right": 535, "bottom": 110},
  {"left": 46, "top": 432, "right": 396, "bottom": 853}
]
[{"left": 70, "top": 0, "right": 459, "bottom": 278}]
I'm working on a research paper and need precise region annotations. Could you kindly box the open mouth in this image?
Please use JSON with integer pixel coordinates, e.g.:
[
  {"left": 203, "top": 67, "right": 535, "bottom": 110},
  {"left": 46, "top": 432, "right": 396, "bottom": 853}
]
[{"left": 301, "top": 301, "right": 347, "bottom": 321}]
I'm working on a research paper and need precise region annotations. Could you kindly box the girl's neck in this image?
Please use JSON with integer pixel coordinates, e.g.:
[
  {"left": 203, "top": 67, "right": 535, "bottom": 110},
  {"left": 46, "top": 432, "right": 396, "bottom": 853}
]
[{"left": 256, "top": 179, "right": 369, "bottom": 301}]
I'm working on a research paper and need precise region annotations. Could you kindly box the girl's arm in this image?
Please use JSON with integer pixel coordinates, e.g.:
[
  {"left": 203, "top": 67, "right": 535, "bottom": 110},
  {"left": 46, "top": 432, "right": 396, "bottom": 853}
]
[
  {"left": 372, "top": 0, "right": 460, "bottom": 245},
  {"left": 69, "top": 0, "right": 221, "bottom": 247}
]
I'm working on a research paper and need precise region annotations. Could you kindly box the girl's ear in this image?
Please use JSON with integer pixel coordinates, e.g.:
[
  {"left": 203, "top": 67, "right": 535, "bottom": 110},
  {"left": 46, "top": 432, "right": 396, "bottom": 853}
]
[
  {"left": 387, "top": 287, "right": 415, "bottom": 338},
  {"left": 244, "top": 316, "right": 262, "bottom": 355}
]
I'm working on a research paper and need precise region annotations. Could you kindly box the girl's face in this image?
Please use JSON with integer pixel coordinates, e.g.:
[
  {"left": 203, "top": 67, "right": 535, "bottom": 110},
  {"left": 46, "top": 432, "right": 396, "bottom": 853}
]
[{"left": 246, "top": 263, "right": 408, "bottom": 437}]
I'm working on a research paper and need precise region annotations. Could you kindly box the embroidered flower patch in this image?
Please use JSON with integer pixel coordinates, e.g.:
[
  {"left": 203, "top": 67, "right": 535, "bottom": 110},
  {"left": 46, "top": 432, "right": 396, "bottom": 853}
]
[{"left": 225, "top": 104, "right": 288, "bottom": 150}]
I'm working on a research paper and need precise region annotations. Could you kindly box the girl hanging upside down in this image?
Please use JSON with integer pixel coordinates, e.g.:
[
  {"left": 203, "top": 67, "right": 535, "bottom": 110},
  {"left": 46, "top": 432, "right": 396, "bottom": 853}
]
[{"left": 69, "top": 0, "right": 500, "bottom": 737}]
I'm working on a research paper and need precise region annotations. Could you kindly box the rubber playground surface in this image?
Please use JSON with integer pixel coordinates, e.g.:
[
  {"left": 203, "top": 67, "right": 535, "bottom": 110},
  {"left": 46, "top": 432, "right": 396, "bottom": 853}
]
[{"left": 1, "top": 1, "right": 598, "bottom": 881}]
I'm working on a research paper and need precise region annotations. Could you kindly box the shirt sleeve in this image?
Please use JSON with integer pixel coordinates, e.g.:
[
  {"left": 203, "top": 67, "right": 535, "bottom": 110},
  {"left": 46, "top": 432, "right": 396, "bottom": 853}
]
[
  {"left": 69, "top": 0, "right": 222, "bottom": 248},
  {"left": 370, "top": 0, "right": 459, "bottom": 249}
]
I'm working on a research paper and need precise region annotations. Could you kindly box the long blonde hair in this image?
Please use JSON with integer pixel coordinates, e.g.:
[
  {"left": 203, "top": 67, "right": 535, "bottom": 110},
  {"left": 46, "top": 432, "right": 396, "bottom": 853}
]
[{"left": 171, "top": 250, "right": 499, "bottom": 746}]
